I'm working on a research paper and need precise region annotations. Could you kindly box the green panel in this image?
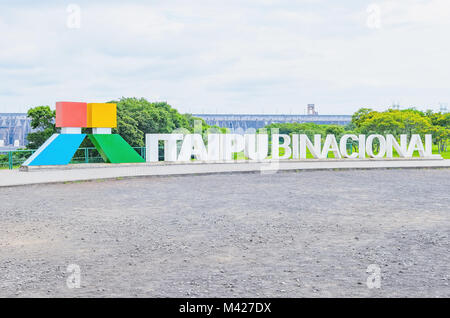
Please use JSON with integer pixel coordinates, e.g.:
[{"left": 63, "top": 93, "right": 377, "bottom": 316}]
[{"left": 88, "top": 134, "right": 145, "bottom": 163}]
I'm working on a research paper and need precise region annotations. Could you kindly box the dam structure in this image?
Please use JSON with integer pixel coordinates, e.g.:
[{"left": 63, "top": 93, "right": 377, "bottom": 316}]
[
  {"left": 192, "top": 113, "right": 352, "bottom": 131},
  {"left": 0, "top": 113, "right": 33, "bottom": 149}
]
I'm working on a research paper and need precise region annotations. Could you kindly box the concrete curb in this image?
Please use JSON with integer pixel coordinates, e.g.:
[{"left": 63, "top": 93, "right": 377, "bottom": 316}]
[
  {"left": 19, "top": 156, "right": 444, "bottom": 171},
  {"left": 0, "top": 158, "right": 449, "bottom": 188}
]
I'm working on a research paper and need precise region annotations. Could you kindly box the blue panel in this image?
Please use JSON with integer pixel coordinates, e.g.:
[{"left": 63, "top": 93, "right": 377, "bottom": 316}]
[{"left": 27, "top": 134, "right": 86, "bottom": 166}]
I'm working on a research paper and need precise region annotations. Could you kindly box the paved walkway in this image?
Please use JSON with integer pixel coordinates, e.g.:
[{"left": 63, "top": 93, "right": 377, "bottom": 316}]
[
  {"left": 1, "top": 169, "right": 449, "bottom": 297},
  {"left": 1, "top": 158, "right": 449, "bottom": 187}
]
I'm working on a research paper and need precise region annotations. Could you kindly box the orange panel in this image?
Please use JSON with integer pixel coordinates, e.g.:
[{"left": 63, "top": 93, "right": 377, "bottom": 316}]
[{"left": 55, "top": 102, "right": 87, "bottom": 127}]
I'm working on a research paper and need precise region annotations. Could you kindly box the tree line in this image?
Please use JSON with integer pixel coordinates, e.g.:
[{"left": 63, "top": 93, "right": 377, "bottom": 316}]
[
  {"left": 24, "top": 100, "right": 450, "bottom": 154},
  {"left": 265, "top": 108, "right": 449, "bottom": 153},
  {"left": 25, "top": 97, "right": 208, "bottom": 149}
]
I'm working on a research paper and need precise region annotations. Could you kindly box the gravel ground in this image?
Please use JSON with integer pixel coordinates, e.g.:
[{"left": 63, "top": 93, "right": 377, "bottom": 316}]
[{"left": 0, "top": 169, "right": 449, "bottom": 297}]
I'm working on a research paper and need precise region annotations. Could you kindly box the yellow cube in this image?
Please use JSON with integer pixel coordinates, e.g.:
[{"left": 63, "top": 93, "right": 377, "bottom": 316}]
[{"left": 87, "top": 103, "right": 117, "bottom": 128}]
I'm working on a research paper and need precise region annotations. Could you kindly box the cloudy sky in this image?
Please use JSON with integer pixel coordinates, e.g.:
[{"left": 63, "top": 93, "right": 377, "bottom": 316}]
[{"left": 1, "top": 0, "right": 449, "bottom": 114}]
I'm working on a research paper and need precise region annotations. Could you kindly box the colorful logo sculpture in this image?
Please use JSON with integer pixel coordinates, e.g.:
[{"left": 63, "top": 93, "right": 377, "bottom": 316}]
[{"left": 23, "top": 102, "right": 145, "bottom": 166}]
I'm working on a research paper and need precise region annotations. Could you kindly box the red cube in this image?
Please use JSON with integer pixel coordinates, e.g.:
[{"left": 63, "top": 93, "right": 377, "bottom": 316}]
[{"left": 55, "top": 102, "right": 87, "bottom": 127}]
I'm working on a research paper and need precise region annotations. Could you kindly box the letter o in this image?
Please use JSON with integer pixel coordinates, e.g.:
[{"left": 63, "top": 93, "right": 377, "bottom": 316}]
[{"left": 366, "top": 134, "right": 386, "bottom": 158}]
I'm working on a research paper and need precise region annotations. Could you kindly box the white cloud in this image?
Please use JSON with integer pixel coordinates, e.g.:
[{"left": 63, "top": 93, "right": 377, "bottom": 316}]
[
  {"left": 0, "top": 0, "right": 449, "bottom": 114},
  {"left": 377, "top": 0, "right": 450, "bottom": 27}
]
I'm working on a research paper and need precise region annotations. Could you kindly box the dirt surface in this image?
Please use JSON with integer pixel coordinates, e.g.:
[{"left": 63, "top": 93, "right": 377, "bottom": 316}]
[{"left": 0, "top": 169, "right": 449, "bottom": 297}]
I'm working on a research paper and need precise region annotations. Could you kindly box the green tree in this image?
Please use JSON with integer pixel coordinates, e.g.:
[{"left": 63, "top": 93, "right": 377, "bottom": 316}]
[
  {"left": 25, "top": 98, "right": 204, "bottom": 149},
  {"left": 425, "top": 111, "right": 450, "bottom": 153},
  {"left": 429, "top": 125, "right": 449, "bottom": 153},
  {"left": 351, "top": 107, "right": 450, "bottom": 155},
  {"left": 325, "top": 125, "right": 345, "bottom": 139},
  {"left": 357, "top": 110, "right": 432, "bottom": 137},
  {"left": 351, "top": 108, "right": 374, "bottom": 128},
  {"left": 264, "top": 122, "right": 328, "bottom": 137},
  {"left": 111, "top": 97, "right": 205, "bottom": 147},
  {"left": 26, "top": 106, "right": 57, "bottom": 149}
]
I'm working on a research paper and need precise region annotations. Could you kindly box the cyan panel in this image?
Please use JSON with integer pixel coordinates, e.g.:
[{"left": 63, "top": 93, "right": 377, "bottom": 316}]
[{"left": 27, "top": 134, "right": 86, "bottom": 166}]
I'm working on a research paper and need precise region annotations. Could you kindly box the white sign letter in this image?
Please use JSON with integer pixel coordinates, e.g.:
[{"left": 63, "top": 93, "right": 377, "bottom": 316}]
[
  {"left": 272, "top": 134, "right": 291, "bottom": 160},
  {"left": 244, "top": 134, "right": 269, "bottom": 161},
  {"left": 386, "top": 134, "right": 407, "bottom": 158},
  {"left": 300, "top": 134, "right": 322, "bottom": 159},
  {"left": 339, "top": 134, "right": 358, "bottom": 159},
  {"left": 366, "top": 134, "right": 386, "bottom": 158},
  {"left": 322, "top": 134, "right": 341, "bottom": 159}
]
